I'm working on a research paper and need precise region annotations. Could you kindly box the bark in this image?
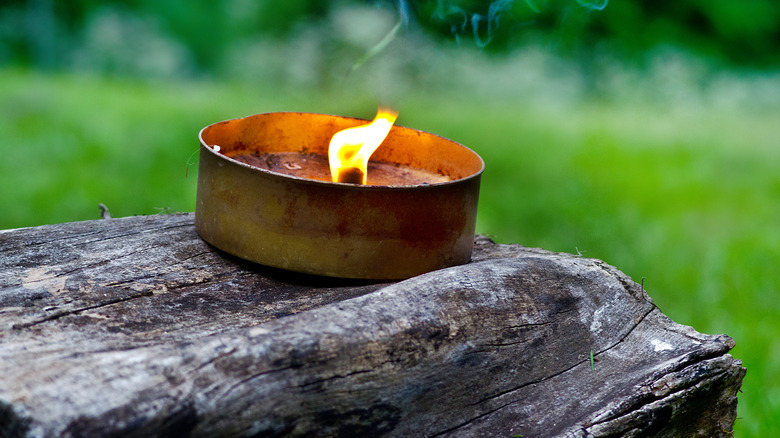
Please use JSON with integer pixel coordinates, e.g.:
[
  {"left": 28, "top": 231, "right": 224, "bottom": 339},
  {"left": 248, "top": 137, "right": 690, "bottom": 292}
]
[{"left": 0, "top": 214, "right": 744, "bottom": 437}]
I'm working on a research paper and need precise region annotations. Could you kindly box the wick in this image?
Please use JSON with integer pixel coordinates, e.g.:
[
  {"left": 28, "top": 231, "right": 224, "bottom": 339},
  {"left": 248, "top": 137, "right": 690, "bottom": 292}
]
[{"left": 337, "top": 167, "right": 364, "bottom": 184}]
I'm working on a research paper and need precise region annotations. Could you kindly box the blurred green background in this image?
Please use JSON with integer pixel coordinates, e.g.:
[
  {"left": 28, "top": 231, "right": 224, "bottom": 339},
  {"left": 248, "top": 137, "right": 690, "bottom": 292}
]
[{"left": 1, "top": 0, "right": 778, "bottom": 435}]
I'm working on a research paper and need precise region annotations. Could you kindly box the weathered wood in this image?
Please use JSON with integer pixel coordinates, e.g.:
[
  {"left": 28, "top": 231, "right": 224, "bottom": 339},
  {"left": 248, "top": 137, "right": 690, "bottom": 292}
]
[{"left": 0, "top": 214, "right": 744, "bottom": 437}]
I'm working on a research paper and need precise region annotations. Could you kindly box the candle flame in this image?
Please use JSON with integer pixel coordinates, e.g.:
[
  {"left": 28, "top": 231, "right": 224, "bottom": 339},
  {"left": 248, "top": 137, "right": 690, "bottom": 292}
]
[{"left": 329, "top": 108, "right": 398, "bottom": 184}]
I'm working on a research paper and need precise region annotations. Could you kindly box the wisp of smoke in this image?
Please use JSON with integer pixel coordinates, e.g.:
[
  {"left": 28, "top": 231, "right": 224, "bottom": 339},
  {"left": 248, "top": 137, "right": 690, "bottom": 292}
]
[
  {"left": 427, "top": 0, "right": 608, "bottom": 47},
  {"left": 576, "top": 0, "right": 607, "bottom": 11},
  {"left": 348, "top": 0, "right": 609, "bottom": 73}
]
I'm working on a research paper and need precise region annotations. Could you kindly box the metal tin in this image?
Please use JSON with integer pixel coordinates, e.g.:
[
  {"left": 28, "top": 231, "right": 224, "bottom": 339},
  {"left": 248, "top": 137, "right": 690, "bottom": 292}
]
[{"left": 195, "top": 112, "right": 484, "bottom": 280}]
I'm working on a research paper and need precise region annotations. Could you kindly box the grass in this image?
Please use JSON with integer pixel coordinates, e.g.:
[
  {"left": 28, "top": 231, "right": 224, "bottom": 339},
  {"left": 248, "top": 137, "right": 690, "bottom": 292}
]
[{"left": 1, "top": 68, "right": 778, "bottom": 436}]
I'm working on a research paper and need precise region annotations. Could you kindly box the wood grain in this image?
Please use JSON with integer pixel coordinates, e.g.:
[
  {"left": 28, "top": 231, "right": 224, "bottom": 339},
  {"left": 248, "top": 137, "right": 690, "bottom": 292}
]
[{"left": 0, "top": 214, "right": 744, "bottom": 437}]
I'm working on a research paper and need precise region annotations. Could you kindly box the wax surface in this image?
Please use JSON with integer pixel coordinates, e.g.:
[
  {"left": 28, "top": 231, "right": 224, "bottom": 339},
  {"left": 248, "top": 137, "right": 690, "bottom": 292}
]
[{"left": 229, "top": 152, "right": 451, "bottom": 186}]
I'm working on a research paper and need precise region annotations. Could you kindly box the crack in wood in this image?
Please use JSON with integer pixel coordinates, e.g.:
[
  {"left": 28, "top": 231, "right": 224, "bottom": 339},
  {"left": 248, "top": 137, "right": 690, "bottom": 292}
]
[
  {"left": 506, "top": 321, "right": 557, "bottom": 330},
  {"left": 478, "top": 321, "right": 557, "bottom": 348},
  {"left": 176, "top": 250, "right": 216, "bottom": 263},
  {"left": 430, "top": 397, "right": 520, "bottom": 437},
  {"left": 467, "top": 305, "right": 657, "bottom": 411},
  {"left": 17, "top": 217, "right": 193, "bottom": 249},
  {"left": 217, "top": 365, "right": 298, "bottom": 401},
  {"left": 10, "top": 290, "right": 154, "bottom": 330},
  {"left": 55, "top": 259, "right": 114, "bottom": 278},
  {"left": 593, "top": 260, "right": 648, "bottom": 302},
  {"left": 595, "top": 306, "right": 657, "bottom": 357},
  {"left": 1, "top": 229, "right": 105, "bottom": 248},
  {"left": 298, "top": 369, "right": 375, "bottom": 389},
  {"left": 465, "top": 357, "right": 588, "bottom": 409},
  {"left": 99, "top": 264, "right": 219, "bottom": 292},
  {"left": 585, "top": 358, "right": 735, "bottom": 432},
  {"left": 194, "top": 347, "right": 240, "bottom": 371}
]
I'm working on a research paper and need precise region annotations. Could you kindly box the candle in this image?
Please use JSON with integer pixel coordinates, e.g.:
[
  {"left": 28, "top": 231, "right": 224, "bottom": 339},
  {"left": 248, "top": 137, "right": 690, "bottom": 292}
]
[{"left": 196, "top": 111, "right": 485, "bottom": 279}]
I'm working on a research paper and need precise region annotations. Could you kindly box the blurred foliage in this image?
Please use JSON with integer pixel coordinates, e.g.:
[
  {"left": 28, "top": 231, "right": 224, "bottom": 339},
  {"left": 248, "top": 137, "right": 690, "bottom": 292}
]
[
  {"left": 405, "top": 0, "right": 780, "bottom": 66},
  {"left": 1, "top": 0, "right": 779, "bottom": 78},
  {"left": 586, "top": 0, "right": 780, "bottom": 66}
]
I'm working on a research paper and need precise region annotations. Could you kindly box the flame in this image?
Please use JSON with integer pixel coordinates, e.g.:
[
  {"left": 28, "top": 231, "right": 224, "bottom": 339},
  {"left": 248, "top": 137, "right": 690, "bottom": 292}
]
[{"left": 329, "top": 108, "right": 398, "bottom": 184}]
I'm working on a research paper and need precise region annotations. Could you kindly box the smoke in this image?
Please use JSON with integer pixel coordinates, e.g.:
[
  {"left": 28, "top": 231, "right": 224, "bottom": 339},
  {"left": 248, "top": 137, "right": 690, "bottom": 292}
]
[
  {"left": 575, "top": 0, "right": 607, "bottom": 11},
  {"left": 345, "top": 0, "right": 610, "bottom": 76},
  {"left": 335, "top": 0, "right": 610, "bottom": 104},
  {"left": 434, "top": 0, "right": 515, "bottom": 47},
  {"left": 401, "top": 0, "right": 609, "bottom": 48}
]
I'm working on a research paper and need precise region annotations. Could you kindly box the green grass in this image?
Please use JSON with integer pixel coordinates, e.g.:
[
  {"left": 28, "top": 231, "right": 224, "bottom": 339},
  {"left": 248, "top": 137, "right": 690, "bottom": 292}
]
[
  {"left": 1, "top": 69, "right": 778, "bottom": 436},
  {"left": 0, "top": 69, "right": 378, "bottom": 227}
]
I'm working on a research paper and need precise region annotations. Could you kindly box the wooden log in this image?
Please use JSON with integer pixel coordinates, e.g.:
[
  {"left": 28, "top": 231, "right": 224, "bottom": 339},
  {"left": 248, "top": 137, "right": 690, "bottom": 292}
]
[{"left": 0, "top": 214, "right": 744, "bottom": 437}]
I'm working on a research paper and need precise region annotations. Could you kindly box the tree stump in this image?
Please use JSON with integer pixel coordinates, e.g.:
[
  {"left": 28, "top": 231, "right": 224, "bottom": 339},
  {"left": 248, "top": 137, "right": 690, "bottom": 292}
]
[{"left": 0, "top": 214, "right": 744, "bottom": 437}]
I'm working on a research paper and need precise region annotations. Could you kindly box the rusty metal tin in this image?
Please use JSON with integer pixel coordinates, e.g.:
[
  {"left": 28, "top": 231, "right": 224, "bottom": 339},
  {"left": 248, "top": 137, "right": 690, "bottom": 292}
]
[{"left": 195, "top": 112, "right": 484, "bottom": 280}]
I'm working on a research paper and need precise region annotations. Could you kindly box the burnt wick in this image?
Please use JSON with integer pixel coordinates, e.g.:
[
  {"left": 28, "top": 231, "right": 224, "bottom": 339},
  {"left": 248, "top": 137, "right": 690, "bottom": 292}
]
[{"left": 336, "top": 167, "right": 364, "bottom": 184}]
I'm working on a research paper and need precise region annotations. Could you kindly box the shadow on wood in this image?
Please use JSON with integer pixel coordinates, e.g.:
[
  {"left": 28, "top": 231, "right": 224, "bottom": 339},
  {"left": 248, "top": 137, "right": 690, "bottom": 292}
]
[{"left": 0, "top": 214, "right": 744, "bottom": 437}]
